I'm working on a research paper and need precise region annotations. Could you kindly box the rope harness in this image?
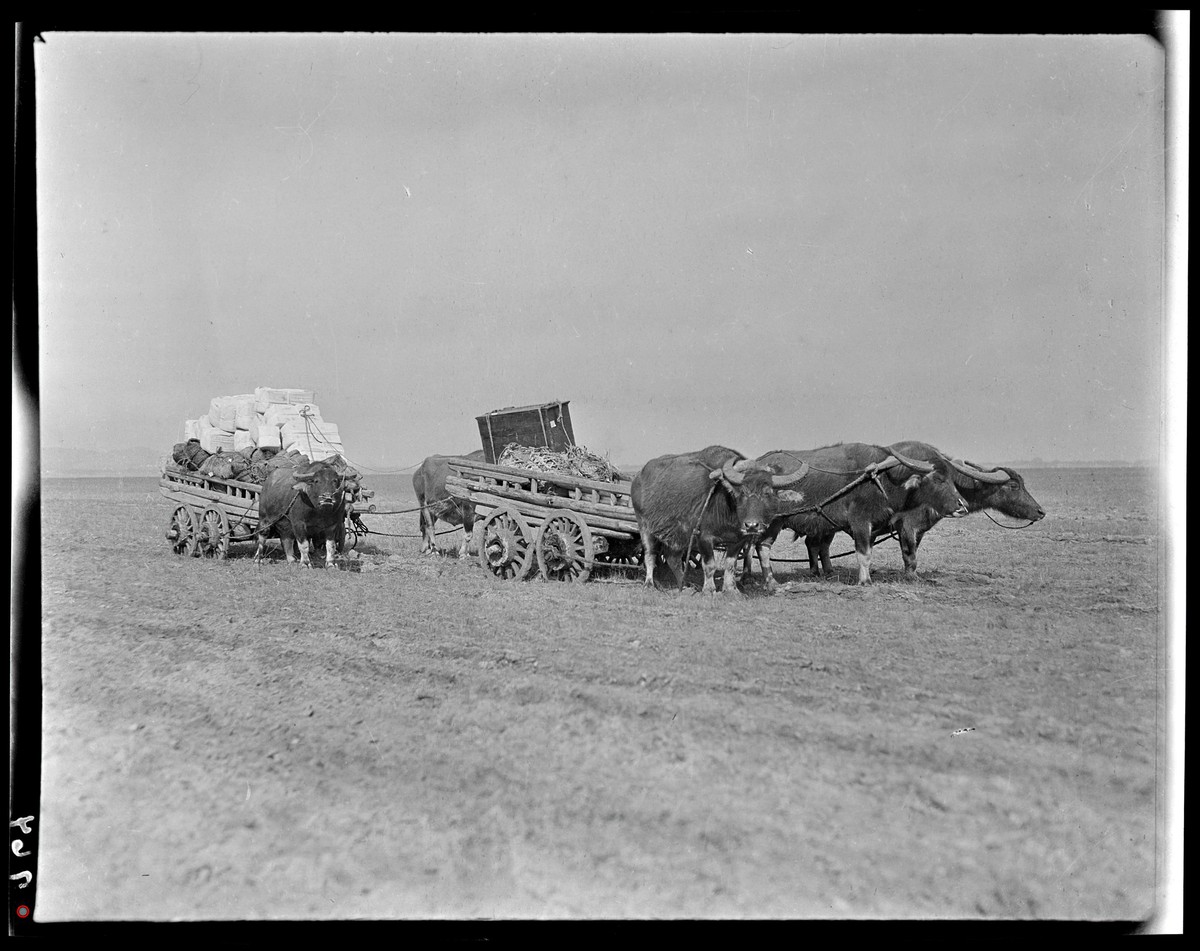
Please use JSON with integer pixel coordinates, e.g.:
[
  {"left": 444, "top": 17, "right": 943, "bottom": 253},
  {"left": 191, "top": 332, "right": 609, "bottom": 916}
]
[
  {"left": 983, "top": 510, "right": 1039, "bottom": 530},
  {"left": 680, "top": 480, "right": 720, "bottom": 591}
]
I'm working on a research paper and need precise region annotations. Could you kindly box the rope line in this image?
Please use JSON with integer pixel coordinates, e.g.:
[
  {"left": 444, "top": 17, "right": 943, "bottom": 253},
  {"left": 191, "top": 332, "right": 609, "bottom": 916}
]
[
  {"left": 983, "top": 510, "right": 1039, "bottom": 530},
  {"left": 297, "top": 408, "right": 424, "bottom": 475}
]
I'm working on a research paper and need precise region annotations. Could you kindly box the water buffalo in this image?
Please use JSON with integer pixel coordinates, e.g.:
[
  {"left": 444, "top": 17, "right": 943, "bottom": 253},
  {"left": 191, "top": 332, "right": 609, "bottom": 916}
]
[
  {"left": 631, "top": 445, "right": 809, "bottom": 597},
  {"left": 748, "top": 443, "right": 969, "bottom": 586},
  {"left": 884, "top": 440, "right": 1046, "bottom": 577},
  {"left": 412, "top": 449, "right": 487, "bottom": 557},
  {"left": 253, "top": 460, "right": 346, "bottom": 568}
]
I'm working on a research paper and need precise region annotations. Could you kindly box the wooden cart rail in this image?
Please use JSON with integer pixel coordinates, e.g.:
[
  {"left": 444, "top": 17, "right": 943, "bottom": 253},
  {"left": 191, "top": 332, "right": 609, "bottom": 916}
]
[{"left": 442, "top": 456, "right": 643, "bottom": 583}]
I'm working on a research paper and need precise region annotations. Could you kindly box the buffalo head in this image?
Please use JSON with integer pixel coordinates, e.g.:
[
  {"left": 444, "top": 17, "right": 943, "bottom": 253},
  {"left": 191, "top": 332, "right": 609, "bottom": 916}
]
[
  {"left": 880, "top": 452, "right": 968, "bottom": 519},
  {"left": 710, "top": 458, "right": 809, "bottom": 537},
  {"left": 292, "top": 462, "right": 345, "bottom": 511},
  {"left": 952, "top": 459, "right": 1046, "bottom": 521}
]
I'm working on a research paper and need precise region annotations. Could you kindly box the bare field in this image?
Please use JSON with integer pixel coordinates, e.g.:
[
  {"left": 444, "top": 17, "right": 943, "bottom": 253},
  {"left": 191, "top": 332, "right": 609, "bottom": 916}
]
[{"left": 32, "top": 468, "right": 1164, "bottom": 921}]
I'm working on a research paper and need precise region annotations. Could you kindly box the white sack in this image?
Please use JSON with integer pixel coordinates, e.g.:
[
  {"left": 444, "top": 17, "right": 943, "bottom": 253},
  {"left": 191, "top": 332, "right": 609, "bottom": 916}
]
[
  {"left": 255, "top": 424, "right": 282, "bottom": 450},
  {"left": 200, "top": 428, "right": 236, "bottom": 453}
]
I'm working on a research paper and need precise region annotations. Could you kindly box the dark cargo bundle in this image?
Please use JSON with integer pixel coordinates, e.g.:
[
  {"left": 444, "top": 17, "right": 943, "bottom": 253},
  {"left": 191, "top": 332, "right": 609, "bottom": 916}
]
[
  {"left": 476, "top": 400, "right": 574, "bottom": 464},
  {"left": 171, "top": 439, "right": 211, "bottom": 472},
  {"left": 198, "top": 451, "right": 250, "bottom": 481}
]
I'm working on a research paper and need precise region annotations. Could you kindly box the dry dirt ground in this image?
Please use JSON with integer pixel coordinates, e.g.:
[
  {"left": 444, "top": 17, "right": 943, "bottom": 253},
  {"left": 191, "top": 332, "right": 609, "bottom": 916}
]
[{"left": 30, "top": 468, "right": 1166, "bottom": 921}]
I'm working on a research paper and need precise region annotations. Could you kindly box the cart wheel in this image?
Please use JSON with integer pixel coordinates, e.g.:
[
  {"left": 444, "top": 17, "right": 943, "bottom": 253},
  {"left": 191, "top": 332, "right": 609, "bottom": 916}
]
[
  {"left": 197, "top": 507, "right": 230, "bottom": 560},
  {"left": 478, "top": 506, "right": 535, "bottom": 580},
  {"left": 596, "top": 541, "right": 644, "bottom": 578},
  {"left": 166, "top": 506, "right": 199, "bottom": 557},
  {"left": 536, "top": 511, "right": 595, "bottom": 582}
]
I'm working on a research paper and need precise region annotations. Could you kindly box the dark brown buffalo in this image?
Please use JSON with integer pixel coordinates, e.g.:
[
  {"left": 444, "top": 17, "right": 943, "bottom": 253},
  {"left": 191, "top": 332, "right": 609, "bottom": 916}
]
[
  {"left": 253, "top": 460, "right": 346, "bottom": 569},
  {"left": 631, "top": 445, "right": 808, "bottom": 597},
  {"left": 412, "top": 449, "right": 486, "bottom": 558},
  {"left": 884, "top": 440, "right": 1046, "bottom": 577},
  {"left": 749, "top": 443, "right": 968, "bottom": 586}
]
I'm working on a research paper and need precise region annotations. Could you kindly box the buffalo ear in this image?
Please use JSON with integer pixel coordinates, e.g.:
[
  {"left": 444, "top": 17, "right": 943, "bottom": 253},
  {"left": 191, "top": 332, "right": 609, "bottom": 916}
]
[{"left": 776, "top": 489, "right": 805, "bottom": 506}]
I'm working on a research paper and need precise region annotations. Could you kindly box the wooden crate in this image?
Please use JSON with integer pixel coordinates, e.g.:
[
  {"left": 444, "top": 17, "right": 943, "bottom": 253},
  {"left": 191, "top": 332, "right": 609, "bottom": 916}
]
[{"left": 476, "top": 400, "right": 575, "bottom": 463}]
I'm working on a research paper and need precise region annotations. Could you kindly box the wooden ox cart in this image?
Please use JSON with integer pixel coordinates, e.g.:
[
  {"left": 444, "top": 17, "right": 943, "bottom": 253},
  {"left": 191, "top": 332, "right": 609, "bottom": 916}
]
[
  {"left": 159, "top": 463, "right": 367, "bottom": 559},
  {"left": 442, "top": 456, "right": 643, "bottom": 582}
]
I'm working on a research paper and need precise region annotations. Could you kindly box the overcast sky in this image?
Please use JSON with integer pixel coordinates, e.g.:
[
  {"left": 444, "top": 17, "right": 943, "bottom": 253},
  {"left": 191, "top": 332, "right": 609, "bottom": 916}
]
[{"left": 33, "top": 31, "right": 1170, "bottom": 469}]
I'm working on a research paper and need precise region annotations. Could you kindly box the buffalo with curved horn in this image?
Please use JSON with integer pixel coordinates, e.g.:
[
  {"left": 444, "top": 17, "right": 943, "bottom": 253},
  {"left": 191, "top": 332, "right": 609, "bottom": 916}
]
[
  {"left": 632, "top": 445, "right": 808, "bottom": 597},
  {"left": 747, "top": 442, "right": 969, "bottom": 587},
  {"left": 253, "top": 459, "right": 347, "bottom": 569}
]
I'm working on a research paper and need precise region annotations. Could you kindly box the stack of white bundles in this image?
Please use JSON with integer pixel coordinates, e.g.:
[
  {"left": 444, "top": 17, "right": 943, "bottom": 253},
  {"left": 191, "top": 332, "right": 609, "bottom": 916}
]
[
  {"left": 183, "top": 419, "right": 201, "bottom": 441},
  {"left": 198, "top": 417, "right": 236, "bottom": 453},
  {"left": 233, "top": 430, "right": 255, "bottom": 452},
  {"left": 235, "top": 396, "right": 257, "bottom": 431}
]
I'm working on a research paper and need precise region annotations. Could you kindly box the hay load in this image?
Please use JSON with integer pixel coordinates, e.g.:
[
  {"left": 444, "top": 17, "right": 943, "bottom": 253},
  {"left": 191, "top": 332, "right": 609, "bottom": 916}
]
[{"left": 497, "top": 443, "right": 628, "bottom": 483}]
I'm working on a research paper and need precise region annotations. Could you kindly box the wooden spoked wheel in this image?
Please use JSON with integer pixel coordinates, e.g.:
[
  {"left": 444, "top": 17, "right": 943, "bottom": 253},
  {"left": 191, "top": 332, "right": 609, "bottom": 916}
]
[
  {"left": 196, "top": 507, "right": 230, "bottom": 559},
  {"left": 166, "top": 506, "right": 198, "bottom": 557},
  {"left": 478, "top": 506, "right": 535, "bottom": 580},
  {"left": 536, "top": 511, "right": 596, "bottom": 583}
]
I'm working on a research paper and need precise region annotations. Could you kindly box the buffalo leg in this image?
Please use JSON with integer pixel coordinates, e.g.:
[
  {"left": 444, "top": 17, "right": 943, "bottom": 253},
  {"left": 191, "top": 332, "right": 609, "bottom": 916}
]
[
  {"left": 253, "top": 534, "right": 267, "bottom": 563},
  {"left": 418, "top": 500, "right": 436, "bottom": 555},
  {"left": 723, "top": 542, "right": 749, "bottom": 596},
  {"left": 898, "top": 523, "right": 920, "bottom": 578},
  {"left": 806, "top": 537, "right": 822, "bottom": 576},
  {"left": 852, "top": 524, "right": 874, "bottom": 584},
  {"left": 324, "top": 532, "right": 336, "bottom": 569},
  {"left": 757, "top": 539, "right": 778, "bottom": 591},
  {"left": 699, "top": 538, "right": 722, "bottom": 596},
  {"left": 297, "top": 536, "right": 313, "bottom": 568},
  {"left": 640, "top": 528, "right": 659, "bottom": 589},
  {"left": 281, "top": 536, "right": 298, "bottom": 563},
  {"left": 807, "top": 533, "right": 835, "bottom": 577}
]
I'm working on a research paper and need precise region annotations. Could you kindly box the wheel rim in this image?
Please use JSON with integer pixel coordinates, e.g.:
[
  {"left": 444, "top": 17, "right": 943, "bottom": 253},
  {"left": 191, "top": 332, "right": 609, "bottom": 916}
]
[
  {"left": 197, "top": 507, "right": 230, "bottom": 559},
  {"left": 596, "top": 542, "right": 644, "bottom": 579},
  {"left": 478, "top": 507, "right": 534, "bottom": 580},
  {"left": 536, "top": 511, "right": 594, "bottom": 582},
  {"left": 167, "top": 506, "right": 198, "bottom": 557}
]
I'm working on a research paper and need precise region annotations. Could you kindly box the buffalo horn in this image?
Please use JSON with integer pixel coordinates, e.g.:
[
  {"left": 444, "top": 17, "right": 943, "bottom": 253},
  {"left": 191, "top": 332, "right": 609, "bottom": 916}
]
[
  {"left": 771, "top": 461, "right": 809, "bottom": 486},
  {"left": 720, "top": 460, "right": 746, "bottom": 485},
  {"left": 951, "top": 458, "right": 1010, "bottom": 484},
  {"left": 886, "top": 448, "right": 935, "bottom": 473}
]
